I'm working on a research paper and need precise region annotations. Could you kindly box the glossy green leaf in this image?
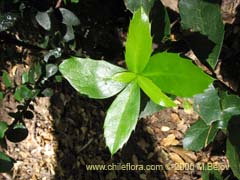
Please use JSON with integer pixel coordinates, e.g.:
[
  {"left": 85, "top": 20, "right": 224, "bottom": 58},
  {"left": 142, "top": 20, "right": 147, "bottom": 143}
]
[
  {"left": 59, "top": 57, "right": 126, "bottom": 99},
  {"left": 137, "top": 75, "right": 175, "bottom": 107},
  {"left": 142, "top": 52, "right": 213, "bottom": 97},
  {"left": 202, "top": 169, "right": 223, "bottom": 180},
  {"left": 140, "top": 100, "right": 164, "bottom": 118},
  {"left": 183, "top": 119, "right": 218, "bottom": 151},
  {"left": 59, "top": 8, "right": 80, "bottom": 26},
  {"left": 35, "top": 11, "right": 51, "bottom": 31},
  {"left": 46, "top": 64, "right": 58, "bottom": 78},
  {"left": 2, "top": 70, "right": 12, "bottom": 88},
  {"left": 125, "top": 8, "right": 152, "bottom": 73},
  {"left": 112, "top": 71, "right": 136, "bottom": 83},
  {"left": 193, "top": 86, "right": 240, "bottom": 129},
  {"left": 193, "top": 85, "right": 221, "bottom": 125},
  {"left": 0, "top": 121, "right": 8, "bottom": 140},
  {"left": 124, "top": 0, "right": 155, "bottom": 15},
  {"left": 104, "top": 81, "right": 140, "bottom": 154},
  {"left": 226, "top": 138, "right": 240, "bottom": 179},
  {"left": 179, "top": 0, "right": 224, "bottom": 68},
  {"left": 0, "top": 152, "right": 14, "bottom": 172},
  {"left": 6, "top": 122, "right": 28, "bottom": 143}
]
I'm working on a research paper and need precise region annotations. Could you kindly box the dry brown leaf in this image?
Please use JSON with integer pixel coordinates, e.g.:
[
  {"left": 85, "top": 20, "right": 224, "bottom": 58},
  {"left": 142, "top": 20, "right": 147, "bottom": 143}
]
[
  {"left": 169, "top": 152, "right": 185, "bottom": 164},
  {"left": 161, "top": 134, "right": 179, "bottom": 146}
]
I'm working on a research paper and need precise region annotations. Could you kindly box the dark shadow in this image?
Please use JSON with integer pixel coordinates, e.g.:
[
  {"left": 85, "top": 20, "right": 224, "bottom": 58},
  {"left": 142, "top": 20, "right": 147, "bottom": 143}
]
[{"left": 227, "top": 115, "right": 240, "bottom": 150}]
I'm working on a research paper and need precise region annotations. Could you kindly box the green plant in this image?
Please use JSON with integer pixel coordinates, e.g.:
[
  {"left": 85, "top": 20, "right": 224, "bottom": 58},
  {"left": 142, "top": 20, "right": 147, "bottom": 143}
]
[{"left": 59, "top": 8, "right": 213, "bottom": 154}]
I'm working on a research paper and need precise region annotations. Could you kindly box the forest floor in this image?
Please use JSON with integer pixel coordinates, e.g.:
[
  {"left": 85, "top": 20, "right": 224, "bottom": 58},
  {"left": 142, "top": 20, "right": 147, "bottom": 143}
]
[{"left": 0, "top": 0, "right": 240, "bottom": 179}]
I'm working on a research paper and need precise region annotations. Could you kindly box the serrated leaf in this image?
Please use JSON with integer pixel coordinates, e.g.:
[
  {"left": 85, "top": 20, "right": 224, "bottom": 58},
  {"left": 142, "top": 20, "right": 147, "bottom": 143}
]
[
  {"left": 179, "top": 0, "right": 224, "bottom": 68},
  {"left": 104, "top": 81, "right": 140, "bottom": 154},
  {"left": 142, "top": 52, "right": 213, "bottom": 97},
  {"left": 183, "top": 119, "right": 218, "bottom": 151},
  {"left": 46, "top": 64, "right": 58, "bottom": 78},
  {"left": 2, "top": 70, "right": 12, "bottom": 88},
  {"left": 124, "top": 0, "right": 155, "bottom": 15},
  {"left": 0, "top": 152, "right": 14, "bottom": 172},
  {"left": 0, "top": 121, "right": 8, "bottom": 140},
  {"left": 59, "top": 8, "right": 80, "bottom": 26},
  {"left": 35, "top": 11, "right": 51, "bottom": 31},
  {"left": 193, "top": 85, "right": 221, "bottom": 125},
  {"left": 125, "top": 8, "right": 152, "bottom": 73},
  {"left": 226, "top": 138, "right": 240, "bottom": 179},
  {"left": 140, "top": 100, "right": 164, "bottom": 118},
  {"left": 137, "top": 75, "right": 175, "bottom": 107},
  {"left": 0, "top": 12, "right": 18, "bottom": 32},
  {"left": 112, "top": 71, "right": 136, "bottom": 83},
  {"left": 59, "top": 57, "right": 126, "bottom": 99}
]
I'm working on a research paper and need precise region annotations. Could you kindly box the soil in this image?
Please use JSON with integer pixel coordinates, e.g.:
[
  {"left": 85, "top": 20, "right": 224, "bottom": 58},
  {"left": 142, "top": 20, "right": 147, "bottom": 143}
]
[{"left": 0, "top": 0, "right": 239, "bottom": 180}]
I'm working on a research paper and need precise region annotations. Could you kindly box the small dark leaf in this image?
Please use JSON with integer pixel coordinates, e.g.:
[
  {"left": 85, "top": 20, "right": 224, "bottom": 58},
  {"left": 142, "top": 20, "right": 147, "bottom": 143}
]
[
  {"left": 59, "top": 8, "right": 80, "bottom": 26},
  {"left": 35, "top": 11, "right": 51, "bottom": 31},
  {"left": 6, "top": 123, "right": 28, "bottom": 143},
  {"left": 183, "top": 119, "right": 218, "bottom": 151},
  {"left": 193, "top": 85, "right": 221, "bottom": 125},
  {"left": 2, "top": 70, "right": 12, "bottom": 88},
  {"left": 124, "top": 0, "right": 155, "bottom": 15},
  {"left": 63, "top": 25, "right": 74, "bottom": 42},
  {"left": 28, "top": 62, "right": 42, "bottom": 84},
  {"left": 14, "top": 85, "right": 33, "bottom": 102},
  {"left": 43, "top": 48, "right": 62, "bottom": 63},
  {"left": 0, "top": 13, "right": 18, "bottom": 32},
  {"left": 0, "top": 121, "right": 8, "bottom": 140},
  {"left": 41, "top": 88, "right": 54, "bottom": 97},
  {"left": 23, "top": 111, "right": 34, "bottom": 120},
  {"left": 8, "top": 112, "right": 21, "bottom": 119},
  {"left": 46, "top": 64, "right": 58, "bottom": 78},
  {"left": 55, "top": 75, "right": 62, "bottom": 82},
  {"left": 140, "top": 100, "right": 164, "bottom": 118},
  {"left": 0, "top": 152, "right": 14, "bottom": 172}
]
